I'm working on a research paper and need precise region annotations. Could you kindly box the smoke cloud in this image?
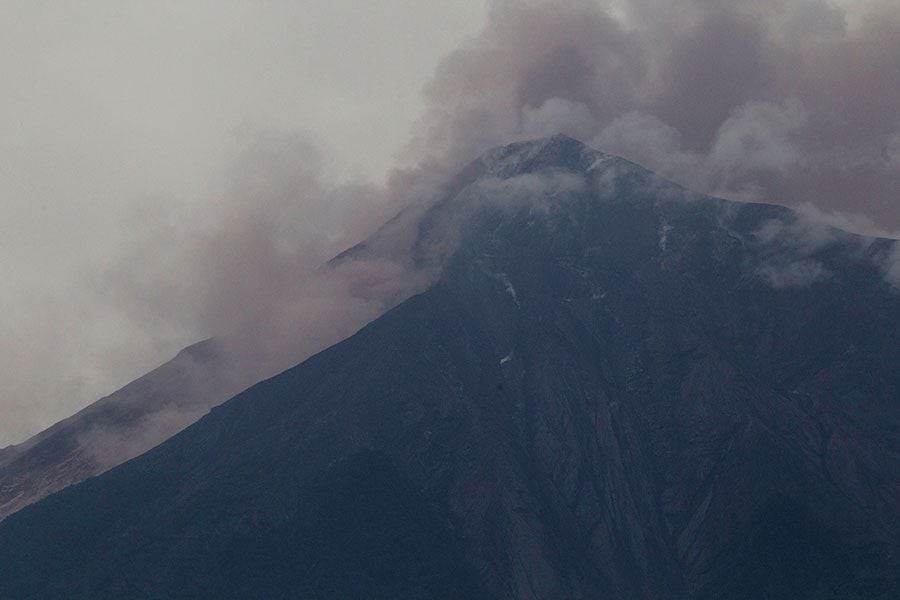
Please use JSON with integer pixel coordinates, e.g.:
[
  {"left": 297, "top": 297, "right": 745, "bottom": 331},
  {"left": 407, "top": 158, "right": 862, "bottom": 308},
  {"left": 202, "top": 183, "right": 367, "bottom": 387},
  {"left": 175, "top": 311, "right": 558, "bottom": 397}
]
[
  {"left": 91, "top": 127, "right": 439, "bottom": 403},
  {"left": 4, "top": 0, "right": 899, "bottom": 448},
  {"left": 407, "top": 0, "right": 900, "bottom": 229}
]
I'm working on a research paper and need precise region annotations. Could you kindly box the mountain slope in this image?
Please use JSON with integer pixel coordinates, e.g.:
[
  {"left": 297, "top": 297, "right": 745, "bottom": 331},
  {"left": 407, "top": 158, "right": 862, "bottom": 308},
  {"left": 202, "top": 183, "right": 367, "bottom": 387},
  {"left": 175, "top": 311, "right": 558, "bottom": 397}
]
[
  {"left": 0, "top": 136, "right": 897, "bottom": 599},
  {"left": 0, "top": 340, "right": 255, "bottom": 521}
]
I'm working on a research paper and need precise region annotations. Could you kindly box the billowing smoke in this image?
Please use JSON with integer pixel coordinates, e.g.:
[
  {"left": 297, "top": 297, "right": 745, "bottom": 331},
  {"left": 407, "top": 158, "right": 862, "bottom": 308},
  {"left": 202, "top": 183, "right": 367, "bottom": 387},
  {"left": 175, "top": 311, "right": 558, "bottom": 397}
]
[
  {"left": 87, "top": 127, "right": 445, "bottom": 422},
  {"left": 4, "top": 0, "right": 899, "bottom": 449},
  {"left": 407, "top": 0, "right": 900, "bottom": 229}
]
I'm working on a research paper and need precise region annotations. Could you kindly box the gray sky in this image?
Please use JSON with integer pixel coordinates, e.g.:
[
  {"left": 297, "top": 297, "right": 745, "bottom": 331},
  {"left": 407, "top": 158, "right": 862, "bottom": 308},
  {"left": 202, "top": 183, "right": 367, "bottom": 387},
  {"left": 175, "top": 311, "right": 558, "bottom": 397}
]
[
  {"left": 2, "top": 0, "right": 898, "bottom": 447},
  {"left": 0, "top": 0, "right": 486, "bottom": 445}
]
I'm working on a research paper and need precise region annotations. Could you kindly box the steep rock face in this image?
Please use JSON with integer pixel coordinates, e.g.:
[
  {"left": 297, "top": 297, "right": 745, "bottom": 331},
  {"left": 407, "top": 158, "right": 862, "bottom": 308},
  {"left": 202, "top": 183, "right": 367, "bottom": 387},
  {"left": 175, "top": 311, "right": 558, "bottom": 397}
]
[{"left": 0, "top": 136, "right": 897, "bottom": 599}]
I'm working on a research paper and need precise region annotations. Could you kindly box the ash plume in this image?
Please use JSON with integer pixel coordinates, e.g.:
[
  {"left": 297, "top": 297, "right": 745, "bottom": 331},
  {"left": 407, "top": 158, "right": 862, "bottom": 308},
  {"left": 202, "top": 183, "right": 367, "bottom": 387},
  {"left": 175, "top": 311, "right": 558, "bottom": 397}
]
[
  {"left": 4, "top": 0, "right": 899, "bottom": 448},
  {"left": 408, "top": 0, "right": 900, "bottom": 229}
]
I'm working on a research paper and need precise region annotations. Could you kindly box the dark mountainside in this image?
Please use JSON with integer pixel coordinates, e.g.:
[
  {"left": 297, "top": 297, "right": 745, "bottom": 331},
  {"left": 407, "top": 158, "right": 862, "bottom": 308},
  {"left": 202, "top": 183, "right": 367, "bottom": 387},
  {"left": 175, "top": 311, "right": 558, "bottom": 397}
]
[
  {"left": 0, "top": 136, "right": 898, "bottom": 599},
  {"left": 0, "top": 340, "right": 253, "bottom": 521}
]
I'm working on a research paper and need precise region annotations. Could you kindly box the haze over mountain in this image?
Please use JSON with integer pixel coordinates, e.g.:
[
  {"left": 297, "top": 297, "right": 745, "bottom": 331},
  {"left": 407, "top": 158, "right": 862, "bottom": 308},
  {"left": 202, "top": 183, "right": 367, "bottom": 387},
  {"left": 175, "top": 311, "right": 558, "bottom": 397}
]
[
  {"left": 0, "top": 341, "right": 238, "bottom": 520},
  {"left": 4, "top": 0, "right": 899, "bottom": 453},
  {"left": 0, "top": 210, "right": 428, "bottom": 521},
  {"left": 1, "top": 136, "right": 897, "bottom": 599}
]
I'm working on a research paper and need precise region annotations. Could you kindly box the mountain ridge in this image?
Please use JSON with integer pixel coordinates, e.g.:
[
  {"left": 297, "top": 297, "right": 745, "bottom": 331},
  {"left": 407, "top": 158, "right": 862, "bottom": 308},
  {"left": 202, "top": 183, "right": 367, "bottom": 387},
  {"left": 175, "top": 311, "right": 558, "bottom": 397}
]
[{"left": 1, "top": 135, "right": 897, "bottom": 598}]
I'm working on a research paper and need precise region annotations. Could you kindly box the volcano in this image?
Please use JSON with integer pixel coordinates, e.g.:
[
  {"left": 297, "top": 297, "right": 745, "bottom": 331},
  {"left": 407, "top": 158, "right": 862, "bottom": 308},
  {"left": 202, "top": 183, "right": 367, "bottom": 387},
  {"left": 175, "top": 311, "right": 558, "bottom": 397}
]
[{"left": 0, "top": 135, "right": 897, "bottom": 599}]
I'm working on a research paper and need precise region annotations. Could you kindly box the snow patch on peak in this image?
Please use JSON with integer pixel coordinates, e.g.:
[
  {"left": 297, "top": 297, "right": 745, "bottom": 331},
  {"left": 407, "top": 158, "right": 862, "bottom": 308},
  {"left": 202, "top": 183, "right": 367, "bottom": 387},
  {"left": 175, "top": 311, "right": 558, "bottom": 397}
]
[
  {"left": 496, "top": 272, "right": 520, "bottom": 306},
  {"left": 658, "top": 222, "right": 674, "bottom": 251}
]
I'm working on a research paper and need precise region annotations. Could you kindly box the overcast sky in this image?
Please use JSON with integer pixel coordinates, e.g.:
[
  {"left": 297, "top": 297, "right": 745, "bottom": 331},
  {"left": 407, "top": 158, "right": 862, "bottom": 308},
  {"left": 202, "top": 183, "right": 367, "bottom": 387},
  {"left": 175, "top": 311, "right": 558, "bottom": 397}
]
[
  {"left": 0, "top": 1, "right": 486, "bottom": 446},
  {"left": 2, "top": 0, "right": 898, "bottom": 447}
]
